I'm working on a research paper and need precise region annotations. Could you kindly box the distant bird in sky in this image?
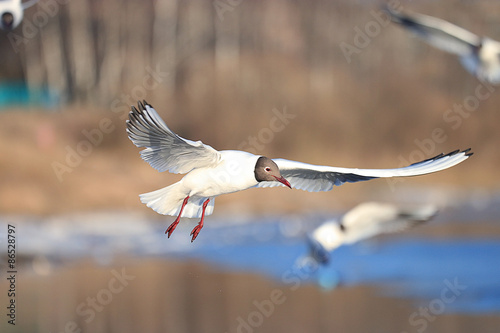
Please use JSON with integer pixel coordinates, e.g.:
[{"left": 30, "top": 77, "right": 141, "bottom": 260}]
[
  {"left": 385, "top": 6, "right": 500, "bottom": 84},
  {"left": 0, "top": 0, "right": 38, "bottom": 31},
  {"left": 308, "top": 202, "right": 438, "bottom": 264},
  {"left": 126, "top": 100, "right": 471, "bottom": 242}
]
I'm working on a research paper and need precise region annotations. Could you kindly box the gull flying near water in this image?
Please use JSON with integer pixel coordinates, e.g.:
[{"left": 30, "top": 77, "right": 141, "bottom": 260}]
[
  {"left": 126, "top": 101, "right": 471, "bottom": 242},
  {"left": 308, "top": 202, "right": 438, "bottom": 264},
  {"left": 385, "top": 6, "right": 500, "bottom": 84},
  {"left": 0, "top": 0, "right": 39, "bottom": 30}
]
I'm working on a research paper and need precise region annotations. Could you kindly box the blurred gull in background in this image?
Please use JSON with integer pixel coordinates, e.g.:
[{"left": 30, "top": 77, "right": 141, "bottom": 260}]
[
  {"left": 0, "top": 0, "right": 38, "bottom": 30},
  {"left": 385, "top": 6, "right": 500, "bottom": 84},
  {"left": 307, "top": 202, "right": 438, "bottom": 264}
]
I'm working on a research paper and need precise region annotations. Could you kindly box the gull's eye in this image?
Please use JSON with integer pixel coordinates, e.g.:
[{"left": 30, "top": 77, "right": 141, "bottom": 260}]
[{"left": 265, "top": 167, "right": 271, "bottom": 172}]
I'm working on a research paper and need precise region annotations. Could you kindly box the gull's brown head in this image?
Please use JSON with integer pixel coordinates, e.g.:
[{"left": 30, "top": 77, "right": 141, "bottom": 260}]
[{"left": 254, "top": 156, "right": 291, "bottom": 188}]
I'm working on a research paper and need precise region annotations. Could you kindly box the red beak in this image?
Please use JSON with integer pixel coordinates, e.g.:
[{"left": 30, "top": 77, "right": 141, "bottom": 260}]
[{"left": 274, "top": 176, "right": 292, "bottom": 189}]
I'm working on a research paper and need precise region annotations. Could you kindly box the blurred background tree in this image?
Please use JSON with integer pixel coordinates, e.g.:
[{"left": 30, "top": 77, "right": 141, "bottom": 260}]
[{"left": 0, "top": 0, "right": 498, "bottom": 214}]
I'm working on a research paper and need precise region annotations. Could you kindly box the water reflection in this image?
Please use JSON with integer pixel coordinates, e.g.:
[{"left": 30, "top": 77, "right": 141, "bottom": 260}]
[{"left": 2, "top": 198, "right": 500, "bottom": 315}]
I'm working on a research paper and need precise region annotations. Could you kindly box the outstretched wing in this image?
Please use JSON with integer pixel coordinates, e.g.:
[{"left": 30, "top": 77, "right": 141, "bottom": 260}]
[
  {"left": 385, "top": 6, "right": 482, "bottom": 55},
  {"left": 257, "top": 149, "right": 472, "bottom": 191},
  {"left": 126, "top": 100, "right": 221, "bottom": 174}
]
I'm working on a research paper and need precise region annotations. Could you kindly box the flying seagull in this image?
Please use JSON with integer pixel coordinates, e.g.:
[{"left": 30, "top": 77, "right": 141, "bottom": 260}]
[
  {"left": 0, "top": 0, "right": 39, "bottom": 31},
  {"left": 385, "top": 6, "right": 500, "bottom": 84},
  {"left": 308, "top": 202, "right": 438, "bottom": 264},
  {"left": 126, "top": 101, "right": 471, "bottom": 242}
]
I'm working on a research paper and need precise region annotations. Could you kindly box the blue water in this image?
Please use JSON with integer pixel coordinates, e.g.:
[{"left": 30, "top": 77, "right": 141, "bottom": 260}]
[
  {"left": 2, "top": 207, "right": 500, "bottom": 314},
  {"left": 184, "top": 232, "right": 500, "bottom": 314}
]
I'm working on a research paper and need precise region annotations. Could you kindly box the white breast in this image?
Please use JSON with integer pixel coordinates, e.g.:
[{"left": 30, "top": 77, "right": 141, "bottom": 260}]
[{"left": 182, "top": 150, "right": 260, "bottom": 198}]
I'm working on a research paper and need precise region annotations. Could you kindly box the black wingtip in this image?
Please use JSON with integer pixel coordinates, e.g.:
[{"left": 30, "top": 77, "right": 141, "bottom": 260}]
[
  {"left": 137, "top": 100, "right": 146, "bottom": 111},
  {"left": 409, "top": 148, "right": 472, "bottom": 167},
  {"left": 409, "top": 152, "right": 443, "bottom": 166},
  {"left": 382, "top": 5, "right": 420, "bottom": 27},
  {"left": 133, "top": 100, "right": 152, "bottom": 113},
  {"left": 433, "top": 153, "right": 445, "bottom": 160},
  {"left": 131, "top": 105, "right": 139, "bottom": 114}
]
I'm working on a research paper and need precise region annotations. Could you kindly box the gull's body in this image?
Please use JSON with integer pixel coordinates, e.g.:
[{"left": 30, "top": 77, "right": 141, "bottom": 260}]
[
  {"left": 127, "top": 101, "right": 471, "bottom": 241},
  {"left": 0, "top": 0, "right": 38, "bottom": 30},
  {"left": 140, "top": 150, "right": 261, "bottom": 220},
  {"left": 308, "top": 202, "right": 438, "bottom": 264},
  {"left": 385, "top": 6, "right": 500, "bottom": 84}
]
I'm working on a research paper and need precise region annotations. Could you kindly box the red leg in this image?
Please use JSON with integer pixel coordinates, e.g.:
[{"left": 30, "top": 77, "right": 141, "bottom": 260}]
[
  {"left": 165, "top": 196, "right": 190, "bottom": 238},
  {"left": 190, "top": 198, "right": 210, "bottom": 242}
]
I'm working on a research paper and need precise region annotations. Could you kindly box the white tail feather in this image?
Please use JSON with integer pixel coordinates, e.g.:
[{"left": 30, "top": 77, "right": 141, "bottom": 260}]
[
  {"left": 182, "top": 197, "right": 215, "bottom": 218},
  {"left": 139, "top": 183, "right": 214, "bottom": 218}
]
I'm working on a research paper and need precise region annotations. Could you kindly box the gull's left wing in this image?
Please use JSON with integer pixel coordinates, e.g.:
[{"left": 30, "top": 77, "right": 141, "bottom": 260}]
[
  {"left": 127, "top": 101, "right": 222, "bottom": 174},
  {"left": 257, "top": 149, "right": 472, "bottom": 192}
]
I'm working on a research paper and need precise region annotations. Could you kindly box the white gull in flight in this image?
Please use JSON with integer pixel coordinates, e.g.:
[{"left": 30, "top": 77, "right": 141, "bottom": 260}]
[
  {"left": 308, "top": 202, "right": 438, "bottom": 264},
  {"left": 386, "top": 6, "right": 500, "bottom": 84},
  {"left": 0, "top": 0, "right": 39, "bottom": 31},
  {"left": 126, "top": 101, "right": 471, "bottom": 242}
]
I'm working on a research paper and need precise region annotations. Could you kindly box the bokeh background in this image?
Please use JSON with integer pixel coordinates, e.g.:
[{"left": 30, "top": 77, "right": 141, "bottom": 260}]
[{"left": 1, "top": 0, "right": 500, "bottom": 332}]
